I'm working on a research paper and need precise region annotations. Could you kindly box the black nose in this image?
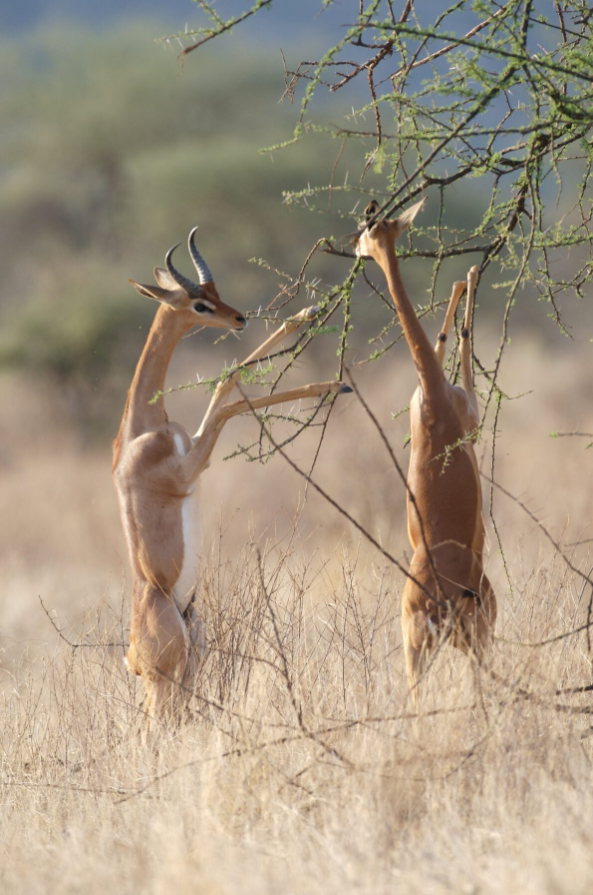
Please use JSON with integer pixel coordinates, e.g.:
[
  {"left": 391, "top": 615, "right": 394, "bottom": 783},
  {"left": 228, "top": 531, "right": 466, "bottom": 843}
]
[{"left": 236, "top": 315, "right": 246, "bottom": 327}]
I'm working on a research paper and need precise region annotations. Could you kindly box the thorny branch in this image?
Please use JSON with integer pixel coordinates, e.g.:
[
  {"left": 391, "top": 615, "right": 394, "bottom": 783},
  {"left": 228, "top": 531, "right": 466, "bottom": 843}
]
[
  {"left": 166, "top": 0, "right": 592, "bottom": 456},
  {"left": 144, "top": 2, "right": 593, "bottom": 713}
]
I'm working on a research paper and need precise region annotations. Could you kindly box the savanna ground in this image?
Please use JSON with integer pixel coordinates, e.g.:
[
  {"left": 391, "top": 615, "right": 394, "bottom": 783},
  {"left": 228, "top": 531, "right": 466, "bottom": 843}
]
[{"left": 2, "top": 309, "right": 593, "bottom": 893}]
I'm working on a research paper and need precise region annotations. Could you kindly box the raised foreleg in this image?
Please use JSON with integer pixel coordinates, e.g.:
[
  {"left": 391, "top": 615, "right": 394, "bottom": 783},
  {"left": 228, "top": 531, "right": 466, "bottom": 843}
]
[
  {"left": 434, "top": 281, "right": 466, "bottom": 365},
  {"left": 216, "top": 380, "right": 351, "bottom": 424},
  {"left": 180, "top": 379, "right": 351, "bottom": 484},
  {"left": 196, "top": 305, "right": 320, "bottom": 437},
  {"left": 460, "top": 266, "right": 480, "bottom": 422}
]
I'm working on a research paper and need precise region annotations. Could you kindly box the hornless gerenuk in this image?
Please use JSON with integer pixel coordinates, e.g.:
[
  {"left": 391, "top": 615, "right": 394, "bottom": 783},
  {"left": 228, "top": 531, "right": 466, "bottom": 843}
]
[{"left": 355, "top": 199, "right": 497, "bottom": 697}]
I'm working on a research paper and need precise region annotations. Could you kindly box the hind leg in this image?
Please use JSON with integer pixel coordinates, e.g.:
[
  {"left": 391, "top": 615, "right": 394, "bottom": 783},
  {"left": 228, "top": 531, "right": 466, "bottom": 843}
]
[
  {"left": 463, "top": 572, "right": 497, "bottom": 667},
  {"left": 180, "top": 598, "right": 208, "bottom": 720},
  {"left": 472, "top": 576, "right": 497, "bottom": 711},
  {"left": 144, "top": 677, "right": 177, "bottom": 723},
  {"left": 403, "top": 635, "right": 426, "bottom": 707},
  {"left": 127, "top": 584, "right": 189, "bottom": 731},
  {"left": 401, "top": 599, "right": 435, "bottom": 706}
]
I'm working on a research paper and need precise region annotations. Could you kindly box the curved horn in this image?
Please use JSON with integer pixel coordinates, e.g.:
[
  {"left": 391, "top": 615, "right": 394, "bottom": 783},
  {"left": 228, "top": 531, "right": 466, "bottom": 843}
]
[
  {"left": 165, "top": 243, "right": 201, "bottom": 294},
  {"left": 188, "top": 227, "right": 214, "bottom": 284}
]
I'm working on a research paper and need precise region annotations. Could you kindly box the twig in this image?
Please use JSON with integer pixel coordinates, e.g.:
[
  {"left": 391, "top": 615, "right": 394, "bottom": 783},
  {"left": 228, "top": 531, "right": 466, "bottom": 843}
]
[{"left": 38, "top": 596, "right": 125, "bottom": 650}]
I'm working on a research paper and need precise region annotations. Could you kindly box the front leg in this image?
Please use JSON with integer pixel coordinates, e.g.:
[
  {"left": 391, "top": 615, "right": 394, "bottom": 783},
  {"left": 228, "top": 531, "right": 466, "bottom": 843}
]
[
  {"left": 180, "top": 379, "right": 351, "bottom": 484},
  {"left": 434, "top": 281, "right": 466, "bottom": 365},
  {"left": 216, "top": 380, "right": 351, "bottom": 424},
  {"left": 196, "top": 305, "right": 321, "bottom": 438},
  {"left": 460, "top": 266, "right": 480, "bottom": 422}
]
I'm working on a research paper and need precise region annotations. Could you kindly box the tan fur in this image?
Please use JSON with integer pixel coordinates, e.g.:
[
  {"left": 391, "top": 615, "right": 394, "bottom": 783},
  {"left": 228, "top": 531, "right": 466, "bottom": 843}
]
[
  {"left": 113, "top": 275, "right": 247, "bottom": 723},
  {"left": 356, "top": 202, "right": 496, "bottom": 698},
  {"left": 114, "top": 235, "right": 351, "bottom": 728}
]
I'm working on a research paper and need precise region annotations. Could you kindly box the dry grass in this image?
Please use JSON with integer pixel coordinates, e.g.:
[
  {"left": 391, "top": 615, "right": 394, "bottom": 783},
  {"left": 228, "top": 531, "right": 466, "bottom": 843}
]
[{"left": 1, "top": 326, "right": 593, "bottom": 894}]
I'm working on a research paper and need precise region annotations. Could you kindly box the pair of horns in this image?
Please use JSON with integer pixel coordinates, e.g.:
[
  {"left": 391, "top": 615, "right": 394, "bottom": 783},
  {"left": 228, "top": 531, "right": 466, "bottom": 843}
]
[{"left": 165, "top": 227, "right": 214, "bottom": 294}]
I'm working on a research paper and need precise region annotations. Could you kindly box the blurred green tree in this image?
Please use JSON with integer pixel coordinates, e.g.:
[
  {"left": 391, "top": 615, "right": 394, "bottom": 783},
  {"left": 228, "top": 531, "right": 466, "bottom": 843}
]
[
  {"left": 169, "top": 1, "right": 593, "bottom": 386},
  {"left": 0, "top": 24, "right": 358, "bottom": 434}
]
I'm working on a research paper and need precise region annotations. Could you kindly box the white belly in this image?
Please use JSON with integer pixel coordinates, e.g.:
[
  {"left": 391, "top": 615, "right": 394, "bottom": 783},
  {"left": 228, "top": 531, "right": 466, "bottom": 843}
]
[{"left": 172, "top": 433, "right": 203, "bottom": 613}]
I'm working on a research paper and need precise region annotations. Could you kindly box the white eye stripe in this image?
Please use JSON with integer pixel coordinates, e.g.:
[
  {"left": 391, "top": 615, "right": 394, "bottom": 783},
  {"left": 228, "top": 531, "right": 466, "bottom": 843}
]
[{"left": 193, "top": 299, "right": 217, "bottom": 313}]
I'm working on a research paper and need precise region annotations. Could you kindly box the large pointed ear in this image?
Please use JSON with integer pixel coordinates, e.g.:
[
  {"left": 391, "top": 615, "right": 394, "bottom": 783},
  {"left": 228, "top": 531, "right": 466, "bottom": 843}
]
[
  {"left": 128, "top": 279, "right": 183, "bottom": 304},
  {"left": 392, "top": 197, "right": 426, "bottom": 239},
  {"left": 153, "top": 266, "right": 181, "bottom": 290}
]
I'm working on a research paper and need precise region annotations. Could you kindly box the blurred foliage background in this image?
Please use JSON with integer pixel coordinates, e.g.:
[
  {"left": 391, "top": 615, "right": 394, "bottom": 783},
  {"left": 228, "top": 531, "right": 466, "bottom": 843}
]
[
  {"left": 0, "top": 0, "right": 591, "bottom": 672},
  {"left": 0, "top": 22, "right": 361, "bottom": 435},
  {"left": 0, "top": 4, "right": 590, "bottom": 445}
]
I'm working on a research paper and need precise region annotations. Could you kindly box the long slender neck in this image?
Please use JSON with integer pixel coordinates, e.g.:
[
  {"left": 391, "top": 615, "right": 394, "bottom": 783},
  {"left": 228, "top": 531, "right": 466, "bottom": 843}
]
[
  {"left": 117, "top": 305, "right": 190, "bottom": 445},
  {"left": 376, "top": 244, "right": 446, "bottom": 401}
]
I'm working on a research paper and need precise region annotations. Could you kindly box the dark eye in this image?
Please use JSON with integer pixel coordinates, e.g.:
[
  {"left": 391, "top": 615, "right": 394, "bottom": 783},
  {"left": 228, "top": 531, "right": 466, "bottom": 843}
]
[{"left": 193, "top": 302, "right": 212, "bottom": 314}]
